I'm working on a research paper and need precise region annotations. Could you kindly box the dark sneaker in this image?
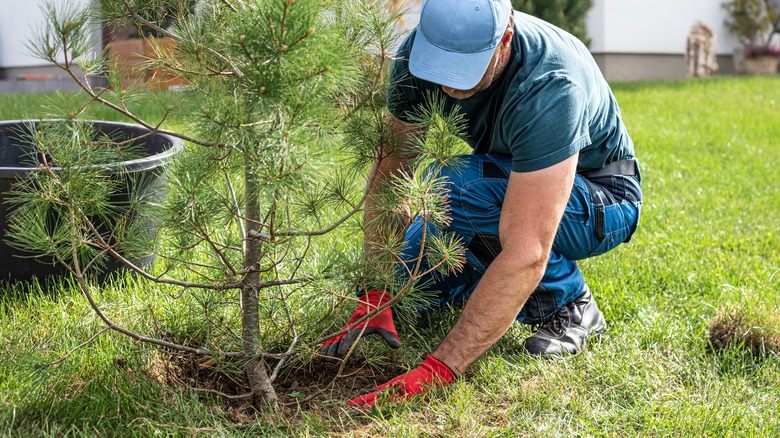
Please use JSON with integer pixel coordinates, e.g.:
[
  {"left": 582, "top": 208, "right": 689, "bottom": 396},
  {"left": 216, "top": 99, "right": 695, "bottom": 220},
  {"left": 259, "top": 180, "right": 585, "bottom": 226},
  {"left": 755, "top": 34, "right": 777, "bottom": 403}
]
[{"left": 522, "top": 286, "right": 606, "bottom": 358}]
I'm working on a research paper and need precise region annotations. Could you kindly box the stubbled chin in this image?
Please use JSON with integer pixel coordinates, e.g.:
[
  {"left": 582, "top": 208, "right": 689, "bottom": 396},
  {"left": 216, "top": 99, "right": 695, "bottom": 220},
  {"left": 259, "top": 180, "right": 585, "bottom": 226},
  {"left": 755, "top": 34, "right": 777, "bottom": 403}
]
[{"left": 442, "top": 89, "right": 477, "bottom": 99}]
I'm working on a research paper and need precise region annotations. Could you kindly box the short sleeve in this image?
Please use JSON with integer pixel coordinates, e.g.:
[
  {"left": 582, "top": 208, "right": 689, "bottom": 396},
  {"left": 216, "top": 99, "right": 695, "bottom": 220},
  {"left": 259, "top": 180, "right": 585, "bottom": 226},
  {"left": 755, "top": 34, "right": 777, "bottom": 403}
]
[{"left": 505, "top": 76, "right": 591, "bottom": 172}]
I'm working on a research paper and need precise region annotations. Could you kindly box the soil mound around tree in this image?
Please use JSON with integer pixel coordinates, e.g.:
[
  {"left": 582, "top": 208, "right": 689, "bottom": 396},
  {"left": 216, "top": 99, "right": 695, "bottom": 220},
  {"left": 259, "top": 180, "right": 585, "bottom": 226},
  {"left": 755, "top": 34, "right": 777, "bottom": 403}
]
[{"left": 142, "top": 351, "right": 402, "bottom": 422}]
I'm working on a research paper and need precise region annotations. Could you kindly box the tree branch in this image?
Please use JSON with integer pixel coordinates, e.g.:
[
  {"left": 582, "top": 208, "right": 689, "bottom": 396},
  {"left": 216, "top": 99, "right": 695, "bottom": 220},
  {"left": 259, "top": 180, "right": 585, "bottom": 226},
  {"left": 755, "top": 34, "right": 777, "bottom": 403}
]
[
  {"left": 41, "top": 327, "right": 110, "bottom": 367},
  {"left": 275, "top": 156, "right": 380, "bottom": 237}
]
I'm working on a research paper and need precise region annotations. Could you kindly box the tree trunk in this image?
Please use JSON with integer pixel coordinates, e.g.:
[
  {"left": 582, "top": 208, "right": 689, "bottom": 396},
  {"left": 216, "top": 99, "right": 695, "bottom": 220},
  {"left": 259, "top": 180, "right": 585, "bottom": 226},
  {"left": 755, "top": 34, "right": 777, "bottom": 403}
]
[{"left": 241, "top": 149, "right": 279, "bottom": 410}]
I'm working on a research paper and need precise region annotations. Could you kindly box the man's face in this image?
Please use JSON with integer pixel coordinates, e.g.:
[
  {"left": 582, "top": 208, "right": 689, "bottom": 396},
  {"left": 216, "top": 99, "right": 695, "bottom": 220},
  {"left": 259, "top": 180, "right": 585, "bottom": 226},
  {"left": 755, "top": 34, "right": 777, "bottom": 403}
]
[{"left": 440, "top": 45, "right": 504, "bottom": 100}]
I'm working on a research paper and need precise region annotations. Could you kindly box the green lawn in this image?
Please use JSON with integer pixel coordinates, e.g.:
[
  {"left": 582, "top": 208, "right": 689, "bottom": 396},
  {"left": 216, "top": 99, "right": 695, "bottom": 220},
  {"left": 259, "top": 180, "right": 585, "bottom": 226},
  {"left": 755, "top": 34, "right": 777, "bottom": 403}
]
[{"left": 1, "top": 75, "right": 779, "bottom": 436}]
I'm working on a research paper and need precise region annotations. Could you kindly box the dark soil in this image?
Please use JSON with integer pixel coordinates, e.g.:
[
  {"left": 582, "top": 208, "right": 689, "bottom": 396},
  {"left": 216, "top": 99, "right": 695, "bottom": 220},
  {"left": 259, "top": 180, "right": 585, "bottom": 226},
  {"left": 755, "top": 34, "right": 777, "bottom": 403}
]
[
  {"left": 708, "top": 308, "right": 780, "bottom": 358},
  {"left": 143, "top": 352, "right": 403, "bottom": 423}
]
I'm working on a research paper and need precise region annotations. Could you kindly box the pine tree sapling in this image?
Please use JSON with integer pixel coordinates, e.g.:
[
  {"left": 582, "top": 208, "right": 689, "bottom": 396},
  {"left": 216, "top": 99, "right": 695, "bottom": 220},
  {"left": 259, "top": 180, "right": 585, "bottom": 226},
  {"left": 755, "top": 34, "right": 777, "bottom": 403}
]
[{"left": 21, "top": 0, "right": 466, "bottom": 410}]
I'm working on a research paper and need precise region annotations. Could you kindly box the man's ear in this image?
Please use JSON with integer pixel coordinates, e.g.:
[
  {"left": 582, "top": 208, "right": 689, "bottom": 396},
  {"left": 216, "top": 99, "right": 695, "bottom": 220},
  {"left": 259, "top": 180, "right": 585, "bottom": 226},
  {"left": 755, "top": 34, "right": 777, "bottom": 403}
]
[{"left": 501, "top": 29, "right": 513, "bottom": 47}]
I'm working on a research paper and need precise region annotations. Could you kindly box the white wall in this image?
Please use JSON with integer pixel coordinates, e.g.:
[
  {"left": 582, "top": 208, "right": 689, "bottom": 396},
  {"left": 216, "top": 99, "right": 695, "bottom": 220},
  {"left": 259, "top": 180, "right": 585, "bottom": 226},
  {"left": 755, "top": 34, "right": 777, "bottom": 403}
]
[
  {"left": 0, "top": 0, "right": 744, "bottom": 77},
  {"left": 0, "top": 0, "right": 92, "bottom": 68},
  {"left": 391, "top": 1, "right": 738, "bottom": 56},
  {"left": 586, "top": 0, "right": 737, "bottom": 55}
]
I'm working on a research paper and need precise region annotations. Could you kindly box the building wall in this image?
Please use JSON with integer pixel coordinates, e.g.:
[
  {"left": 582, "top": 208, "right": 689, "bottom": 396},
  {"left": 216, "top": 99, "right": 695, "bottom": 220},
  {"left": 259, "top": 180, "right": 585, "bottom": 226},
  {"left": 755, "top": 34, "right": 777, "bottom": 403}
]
[
  {"left": 0, "top": 0, "right": 92, "bottom": 78},
  {"left": 390, "top": 0, "right": 740, "bottom": 81},
  {"left": 587, "top": 0, "right": 736, "bottom": 54},
  {"left": 586, "top": 0, "right": 738, "bottom": 81},
  {"left": 0, "top": 0, "right": 749, "bottom": 84}
]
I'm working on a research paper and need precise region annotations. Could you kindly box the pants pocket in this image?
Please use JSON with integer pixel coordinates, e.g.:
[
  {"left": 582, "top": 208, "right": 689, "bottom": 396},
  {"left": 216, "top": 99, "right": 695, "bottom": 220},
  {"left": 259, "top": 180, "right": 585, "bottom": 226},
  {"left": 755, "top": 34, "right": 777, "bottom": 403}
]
[
  {"left": 588, "top": 200, "right": 638, "bottom": 257},
  {"left": 561, "top": 177, "right": 591, "bottom": 226}
]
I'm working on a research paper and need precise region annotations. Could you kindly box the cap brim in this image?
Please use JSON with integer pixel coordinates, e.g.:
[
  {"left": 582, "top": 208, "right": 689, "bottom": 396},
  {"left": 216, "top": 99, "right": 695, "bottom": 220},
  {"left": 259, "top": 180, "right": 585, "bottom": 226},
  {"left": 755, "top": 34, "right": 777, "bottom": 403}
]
[{"left": 409, "top": 29, "right": 496, "bottom": 91}]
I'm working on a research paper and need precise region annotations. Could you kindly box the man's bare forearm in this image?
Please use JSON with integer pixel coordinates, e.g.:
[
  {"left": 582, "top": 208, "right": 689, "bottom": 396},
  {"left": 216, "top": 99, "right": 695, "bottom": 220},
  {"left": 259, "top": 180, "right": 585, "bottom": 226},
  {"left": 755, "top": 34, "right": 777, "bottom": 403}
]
[
  {"left": 432, "top": 156, "right": 578, "bottom": 374},
  {"left": 432, "top": 250, "right": 546, "bottom": 373},
  {"left": 363, "top": 154, "right": 411, "bottom": 254},
  {"left": 363, "top": 113, "right": 421, "bottom": 256}
]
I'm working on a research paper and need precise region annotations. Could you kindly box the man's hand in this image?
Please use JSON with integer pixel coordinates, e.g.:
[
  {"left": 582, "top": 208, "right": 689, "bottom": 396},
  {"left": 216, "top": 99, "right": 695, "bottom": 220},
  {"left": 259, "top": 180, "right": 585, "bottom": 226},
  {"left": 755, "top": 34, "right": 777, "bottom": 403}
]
[
  {"left": 320, "top": 290, "right": 401, "bottom": 359},
  {"left": 346, "top": 354, "right": 456, "bottom": 410}
]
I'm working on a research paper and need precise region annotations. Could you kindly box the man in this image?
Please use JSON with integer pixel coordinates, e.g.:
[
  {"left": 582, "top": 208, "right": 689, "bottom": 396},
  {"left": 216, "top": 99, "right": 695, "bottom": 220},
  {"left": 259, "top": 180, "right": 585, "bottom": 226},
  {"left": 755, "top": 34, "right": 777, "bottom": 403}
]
[{"left": 321, "top": 0, "right": 642, "bottom": 409}]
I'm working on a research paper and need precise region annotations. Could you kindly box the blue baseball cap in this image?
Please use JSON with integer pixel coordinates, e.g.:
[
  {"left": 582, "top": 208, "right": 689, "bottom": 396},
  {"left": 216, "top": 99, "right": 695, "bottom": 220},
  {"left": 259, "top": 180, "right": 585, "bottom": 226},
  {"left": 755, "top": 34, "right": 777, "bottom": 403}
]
[{"left": 409, "top": 0, "right": 513, "bottom": 90}]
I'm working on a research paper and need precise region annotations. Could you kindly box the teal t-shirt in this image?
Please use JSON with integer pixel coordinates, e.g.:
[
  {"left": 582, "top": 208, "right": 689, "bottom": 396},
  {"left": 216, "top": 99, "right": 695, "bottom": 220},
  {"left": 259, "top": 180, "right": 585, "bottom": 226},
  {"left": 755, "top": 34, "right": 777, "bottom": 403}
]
[{"left": 387, "top": 11, "right": 634, "bottom": 173}]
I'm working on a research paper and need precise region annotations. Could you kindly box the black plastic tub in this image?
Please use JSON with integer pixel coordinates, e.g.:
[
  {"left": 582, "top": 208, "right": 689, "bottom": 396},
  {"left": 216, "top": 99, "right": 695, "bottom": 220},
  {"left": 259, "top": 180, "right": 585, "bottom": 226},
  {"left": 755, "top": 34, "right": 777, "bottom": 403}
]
[{"left": 0, "top": 120, "right": 183, "bottom": 282}]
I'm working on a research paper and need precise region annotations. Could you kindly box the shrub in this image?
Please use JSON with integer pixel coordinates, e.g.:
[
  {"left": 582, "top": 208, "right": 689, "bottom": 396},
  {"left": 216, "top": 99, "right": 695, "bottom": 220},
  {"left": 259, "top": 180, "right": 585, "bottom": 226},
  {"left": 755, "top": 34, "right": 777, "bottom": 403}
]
[{"left": 511, "top": 0, "right": 594, "bottom": 46}]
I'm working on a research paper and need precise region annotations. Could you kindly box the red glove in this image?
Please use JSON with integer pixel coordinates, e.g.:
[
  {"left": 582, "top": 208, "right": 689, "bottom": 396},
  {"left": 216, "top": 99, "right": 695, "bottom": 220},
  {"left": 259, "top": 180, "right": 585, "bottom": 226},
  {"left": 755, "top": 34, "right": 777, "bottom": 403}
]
[
  {"left": 346, "top": 354, "right": 456, "bottom": 409},
  {"left": 320, "top": 290, "right": 401, "bottom": 359}
]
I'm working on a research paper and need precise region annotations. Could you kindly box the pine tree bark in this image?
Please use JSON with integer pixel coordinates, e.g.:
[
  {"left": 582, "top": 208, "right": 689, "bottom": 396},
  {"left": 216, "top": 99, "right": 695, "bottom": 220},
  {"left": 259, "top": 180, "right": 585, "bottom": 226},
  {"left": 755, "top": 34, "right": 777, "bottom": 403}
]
[{"left": 242, "top": 150, "right": 279, "bottom": 410}]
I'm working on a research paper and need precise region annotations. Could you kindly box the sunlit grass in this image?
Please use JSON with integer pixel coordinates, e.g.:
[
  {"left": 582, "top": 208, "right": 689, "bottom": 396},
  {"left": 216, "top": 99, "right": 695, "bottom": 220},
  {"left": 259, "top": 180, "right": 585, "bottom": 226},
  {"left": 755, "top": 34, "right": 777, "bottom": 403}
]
[{"left": 1, "top": 75, "right": 780, "bottom": 436}]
